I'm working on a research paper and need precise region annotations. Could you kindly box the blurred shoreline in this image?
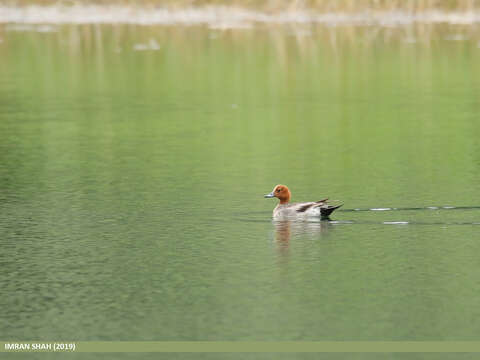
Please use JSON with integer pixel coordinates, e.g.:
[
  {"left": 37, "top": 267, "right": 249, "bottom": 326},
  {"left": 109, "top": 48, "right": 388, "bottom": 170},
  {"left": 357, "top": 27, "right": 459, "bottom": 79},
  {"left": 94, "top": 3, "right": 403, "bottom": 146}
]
[{"left": 2, "top": 3, "right": 480, "bottom": 26}]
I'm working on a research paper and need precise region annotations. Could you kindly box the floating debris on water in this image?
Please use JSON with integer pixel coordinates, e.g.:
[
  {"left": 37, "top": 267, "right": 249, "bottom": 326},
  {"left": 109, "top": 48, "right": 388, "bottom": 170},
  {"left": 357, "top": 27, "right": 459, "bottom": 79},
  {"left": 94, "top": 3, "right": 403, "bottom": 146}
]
[
  {"left": 383, "top": 221, "right": 409, "bottom": 225},
  {"left": 6, "top": 23, "right": 58, "bottom": 32},
  {"left": 445, "top": 34, "right": 468, "bottom": 41},
  {"left": 133, "top": 39, "right": 160, "bottom": 51},
  {"left": 404, "top": 36, "right": 417, "bottom": 43},
  {"left": 209, "top": 22, "right": 253, "bottom": 30},
  {"left": 35, "top": 24, "right": 58, "bottom": 32}
]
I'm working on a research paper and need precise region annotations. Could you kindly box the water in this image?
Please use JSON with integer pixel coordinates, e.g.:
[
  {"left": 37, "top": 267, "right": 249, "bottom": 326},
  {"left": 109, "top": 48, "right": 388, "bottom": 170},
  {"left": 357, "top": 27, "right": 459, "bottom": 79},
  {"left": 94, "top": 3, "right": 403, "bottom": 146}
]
[{"left": 1, "top": 23, "right": 480, "bottom": 347}]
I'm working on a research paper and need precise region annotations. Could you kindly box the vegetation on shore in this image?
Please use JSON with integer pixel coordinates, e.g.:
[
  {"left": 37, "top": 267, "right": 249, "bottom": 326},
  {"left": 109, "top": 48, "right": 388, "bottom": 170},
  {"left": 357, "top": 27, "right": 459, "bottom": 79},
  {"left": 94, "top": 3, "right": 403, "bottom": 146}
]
[{"left": 6, "top": 0, "right": 480, "bottom": 12}]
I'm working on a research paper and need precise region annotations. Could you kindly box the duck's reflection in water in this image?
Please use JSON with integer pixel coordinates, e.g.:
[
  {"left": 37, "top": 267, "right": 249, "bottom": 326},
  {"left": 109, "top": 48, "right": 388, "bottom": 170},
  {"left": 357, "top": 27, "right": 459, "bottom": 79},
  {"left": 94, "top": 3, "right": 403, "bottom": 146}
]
[{"left": 273, "top": 219, "right": 332, "bottom": 258}]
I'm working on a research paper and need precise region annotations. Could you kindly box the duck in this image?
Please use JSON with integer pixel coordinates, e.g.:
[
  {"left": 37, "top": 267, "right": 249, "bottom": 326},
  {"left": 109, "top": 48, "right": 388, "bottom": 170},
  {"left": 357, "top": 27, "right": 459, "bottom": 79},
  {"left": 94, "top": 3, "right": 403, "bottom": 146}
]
[{"left": 264, "top": 184, "right": 342, "bottom": 220}]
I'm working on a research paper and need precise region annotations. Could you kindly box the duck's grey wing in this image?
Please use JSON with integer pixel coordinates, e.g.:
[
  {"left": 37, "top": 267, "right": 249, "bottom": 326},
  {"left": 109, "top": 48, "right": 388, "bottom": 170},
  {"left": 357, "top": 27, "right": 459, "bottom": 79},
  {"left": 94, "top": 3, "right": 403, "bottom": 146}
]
[
  {"left": 293, "top": 200, "right": 343, "bottom": 219},
  {"left": 294, "top": 202, "right": 318, "bottom": 213}
]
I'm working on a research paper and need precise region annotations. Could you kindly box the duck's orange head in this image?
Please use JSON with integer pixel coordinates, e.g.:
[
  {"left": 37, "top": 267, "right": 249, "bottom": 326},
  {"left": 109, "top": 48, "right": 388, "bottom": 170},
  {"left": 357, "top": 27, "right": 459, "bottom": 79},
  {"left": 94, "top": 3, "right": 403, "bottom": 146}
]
[{"left": 264, "top": 184, "right": 291, "bottom": 204}]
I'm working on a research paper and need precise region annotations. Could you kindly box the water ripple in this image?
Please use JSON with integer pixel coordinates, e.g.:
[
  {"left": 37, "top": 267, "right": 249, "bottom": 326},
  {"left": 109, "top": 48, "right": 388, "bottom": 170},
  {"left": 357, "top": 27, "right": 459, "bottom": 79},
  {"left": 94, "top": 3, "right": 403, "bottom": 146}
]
[
  {"left": 339, "top": 205, "right": 480, "bottom": 212},
  {"left": 236, "top": 218, "right": 480, "bottom": 226}
]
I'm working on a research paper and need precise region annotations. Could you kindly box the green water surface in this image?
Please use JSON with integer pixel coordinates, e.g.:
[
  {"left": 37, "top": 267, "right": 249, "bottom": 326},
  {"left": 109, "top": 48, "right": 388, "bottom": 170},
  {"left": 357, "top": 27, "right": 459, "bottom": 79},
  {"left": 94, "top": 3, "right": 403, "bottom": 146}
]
[{"left": 1, "top": 24, "right": 480, "bottom": 343}]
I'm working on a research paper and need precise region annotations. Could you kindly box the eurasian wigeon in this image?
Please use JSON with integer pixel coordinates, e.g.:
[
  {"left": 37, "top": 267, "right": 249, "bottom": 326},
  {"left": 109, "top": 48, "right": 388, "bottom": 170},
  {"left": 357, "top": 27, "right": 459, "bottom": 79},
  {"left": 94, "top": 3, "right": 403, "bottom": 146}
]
[{"left": 264, "top": 184, "right": 342, "bottom": 220}]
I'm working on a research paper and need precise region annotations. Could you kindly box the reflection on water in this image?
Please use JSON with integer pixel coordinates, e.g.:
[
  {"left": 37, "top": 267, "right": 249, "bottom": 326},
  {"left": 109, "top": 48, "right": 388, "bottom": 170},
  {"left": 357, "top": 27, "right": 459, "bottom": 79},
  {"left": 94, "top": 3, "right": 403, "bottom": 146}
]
[
  {"left": 274, "top": 220, "right": 292, "bottom": 248},
  {"left": 274, "top": 219, "right": 332, "bottom": 245},
  {"left": 273, "top": 220, "right": 332, "bottom": 260}
]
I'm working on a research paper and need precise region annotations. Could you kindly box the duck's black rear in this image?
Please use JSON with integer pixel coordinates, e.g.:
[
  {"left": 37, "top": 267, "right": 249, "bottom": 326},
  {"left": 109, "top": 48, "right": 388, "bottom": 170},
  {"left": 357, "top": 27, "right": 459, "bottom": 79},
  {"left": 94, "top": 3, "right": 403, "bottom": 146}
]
[{"left": 320, "top": 204, "right": 343, "bottom": 220}]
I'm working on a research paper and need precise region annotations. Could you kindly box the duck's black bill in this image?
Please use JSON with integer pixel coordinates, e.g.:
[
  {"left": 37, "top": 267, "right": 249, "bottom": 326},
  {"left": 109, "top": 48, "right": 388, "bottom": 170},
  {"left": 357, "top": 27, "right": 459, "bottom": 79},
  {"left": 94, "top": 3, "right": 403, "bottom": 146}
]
[{"left": 264, "top": 192, "right": 275, "bottom": 198}]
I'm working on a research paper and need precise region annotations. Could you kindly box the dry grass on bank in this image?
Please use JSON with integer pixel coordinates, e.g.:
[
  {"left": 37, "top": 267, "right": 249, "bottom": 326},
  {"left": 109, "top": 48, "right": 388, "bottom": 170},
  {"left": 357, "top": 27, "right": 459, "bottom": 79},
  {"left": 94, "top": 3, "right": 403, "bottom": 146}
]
[{"left": 5, "top": 0, "right": 480, "bottom": 12}]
